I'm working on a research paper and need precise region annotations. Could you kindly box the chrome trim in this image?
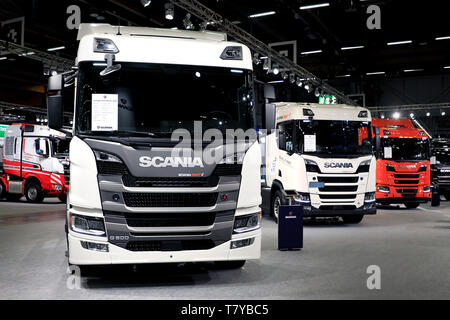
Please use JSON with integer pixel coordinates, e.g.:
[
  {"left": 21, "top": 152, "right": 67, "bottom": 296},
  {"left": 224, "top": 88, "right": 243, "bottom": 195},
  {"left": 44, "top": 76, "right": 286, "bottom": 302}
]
[{"left": 102, "top": 201, "right": 237, "bottom": 213}]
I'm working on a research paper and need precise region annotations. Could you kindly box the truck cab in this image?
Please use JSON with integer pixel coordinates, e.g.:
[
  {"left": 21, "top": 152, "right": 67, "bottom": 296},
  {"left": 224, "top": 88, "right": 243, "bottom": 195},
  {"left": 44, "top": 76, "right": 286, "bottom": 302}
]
[
  {"left": 262, "top": 102, "right": 376, "bottom": 224},
  {"left": 47, "top": 24, "right": 261, "bottom": 269},
  {"left": 372, "top": 118, "right": 431, "bottom": 208},
  {"left": 0, "top": 123, "right": 70, "bottom": 202},
  {"left": 431, "top": 139, "right": 450, "bottom": 200}
]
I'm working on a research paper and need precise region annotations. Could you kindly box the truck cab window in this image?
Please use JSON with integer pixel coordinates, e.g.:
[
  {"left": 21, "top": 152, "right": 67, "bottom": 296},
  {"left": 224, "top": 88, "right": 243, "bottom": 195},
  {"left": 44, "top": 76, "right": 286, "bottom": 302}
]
[{"left": 277, "top": 122, "right": 294, "bottom": 153}]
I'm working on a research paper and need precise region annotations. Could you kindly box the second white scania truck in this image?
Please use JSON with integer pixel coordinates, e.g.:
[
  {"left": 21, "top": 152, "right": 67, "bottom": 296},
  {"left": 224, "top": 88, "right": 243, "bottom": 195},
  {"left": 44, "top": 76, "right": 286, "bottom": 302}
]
[
  {"left": 47, "top": 24, "right": 262, "bottom": 270},
  {"left": 262, "top": 102, "right": 376, "bottom": 224}
]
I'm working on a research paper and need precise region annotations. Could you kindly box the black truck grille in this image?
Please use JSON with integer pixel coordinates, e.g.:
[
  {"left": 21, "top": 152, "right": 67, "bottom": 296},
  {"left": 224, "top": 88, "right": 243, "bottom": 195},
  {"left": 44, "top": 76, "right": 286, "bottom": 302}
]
[
  {"left": 318, "top": 176, "right": 359, "bottom": 183},
  {"left": 124, "top": 212, "right": 216, "bottom": 227},
  {"left": 63, "top": 165, "right": 70, "bottom": 184},
  {"left": 394, "top": 180, "right": 419, "bottom": 185},
  {"left": 319, "top": 205, "right": 357, "bottom": 210},
  {"left": 122, "top": 175, "right": 219, "bottom": 188},
  {"left": 212, "top": 164, "right": 242, "bottom": 176},
  {"left": 394, "top": 174, "right": 420, "bottom": 179},
  {"left": 96, "top": 161, "right": 128, "bottom": 175},
  {"left": 319, "top": 186, "right": 358, "bottom": 192},
  {"left": 126, "top": 240, "right": 215, "bottom": 252},
  {"left": 319, "top": 194, "right": 357, "bottom": 199},
  {"left": 123, "top": 192, "right": 218, "bottom": 207}
]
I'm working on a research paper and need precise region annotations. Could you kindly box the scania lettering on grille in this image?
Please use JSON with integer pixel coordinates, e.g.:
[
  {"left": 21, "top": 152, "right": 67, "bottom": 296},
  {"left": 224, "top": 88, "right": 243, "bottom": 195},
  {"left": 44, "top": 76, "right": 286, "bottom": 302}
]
[
  {"left": 398, "top": 165, "right": 416, "bottom": 169},
  {"left": 139, "top": 156, "right": 204, "bottom": 168},
  {"left": 324, "top": 162, "right": 353, "bottom": 168}
]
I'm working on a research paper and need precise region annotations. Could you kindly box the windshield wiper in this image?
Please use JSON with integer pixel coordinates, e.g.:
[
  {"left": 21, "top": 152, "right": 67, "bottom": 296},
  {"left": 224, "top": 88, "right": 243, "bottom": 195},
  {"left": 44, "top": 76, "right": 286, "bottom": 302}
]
[{"left": 115, "top": 130, "right": 158, "bottom": 137}]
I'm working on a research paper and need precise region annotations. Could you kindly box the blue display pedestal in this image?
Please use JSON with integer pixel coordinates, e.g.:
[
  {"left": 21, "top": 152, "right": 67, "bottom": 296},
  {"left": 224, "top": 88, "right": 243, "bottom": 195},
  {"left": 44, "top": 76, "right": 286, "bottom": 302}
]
[{"left": 278, "top": 205, "right": 303, "bottom": 251}]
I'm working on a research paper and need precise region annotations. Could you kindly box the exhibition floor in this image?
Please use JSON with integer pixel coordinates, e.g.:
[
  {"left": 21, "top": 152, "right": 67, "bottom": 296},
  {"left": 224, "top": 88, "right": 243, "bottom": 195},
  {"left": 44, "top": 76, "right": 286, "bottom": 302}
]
[{"left": 0, "top": 198, "right": 449, "bottom": 300}]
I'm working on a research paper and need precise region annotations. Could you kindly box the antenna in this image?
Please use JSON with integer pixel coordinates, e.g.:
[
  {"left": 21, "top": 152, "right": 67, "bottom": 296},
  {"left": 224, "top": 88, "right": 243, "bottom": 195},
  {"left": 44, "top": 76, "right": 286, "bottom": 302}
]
[{"left": 117, "top": 14, "right": 122, "bottom": 35}]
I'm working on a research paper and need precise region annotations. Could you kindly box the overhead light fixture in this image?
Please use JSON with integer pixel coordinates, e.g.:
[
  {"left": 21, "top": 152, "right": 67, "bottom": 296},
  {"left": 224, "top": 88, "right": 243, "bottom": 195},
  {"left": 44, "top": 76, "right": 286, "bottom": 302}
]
[
  {"left": 393, "top": 112, "right": 400, "bottom": 119},
  {"left": 260, "top": 56, "right": 268, "bottom": 60},
  {"left": 341, "top": 45, "right": 364, "bottom": 51},
  {"left": 272, "top": 67, "right": 280, "bottom": 75},
  {"left": 0, "top": 57, "right": 7, "bottom": 61},
  {"left": 410, "top": 113, "right": 414, "bottom": 118},
  {"left": 140, "top": 0, "right": 151, "bottom": 7},
  {"left": 183, "top": 13, "right": 194, "bottom": 30},
  {"left": 380, "top": 114, "right": 385, "bottom": 119},
  {"left": 281, "top": 72, "right": 288, "bottom": 80},
  {"left": 426, "top": 112, "right": 431, "bottom": 117},
  {"left": 404, "top": 69, "right": 424, "bottom": 73},
  {"left": 336, "top": 74, "right": 351, "bottom": 78},
  {"left": 366, "top": 71, "right": 385, "bottom": 75},
  {"left": 165, "top": 3, "right": 174, "bottom": 20},
  {"left": 252, "top": 53, "right": 261, "bottom": 65},
  {"left": 267, "top": 80, "right": 284, "bottom": 84},
  {"left": 304, "top": 83, "right": 310, "bottom": 91},
  {"left": 230, "top": 69, "right": 243, "bottom": 73},
  {"left": 289, "top": 73, "right": 296, "bottom": 84},
  {"left": 444, "top": 66, "right": 450, "bottom": 69},
  {"left": 248, "top": 11, "right": 276, "bottom": 18},
  {"left": 195, "top": 71, "right": 201, "bottom": 78},
  {"left": 301, "top": 50, "right": 322, "bottom": 55},
  {"left": 263, "top": 59, "right": 270, "bottom": 71},
  {"left": 435, "top": 36, "right": 450, "bottom": 40},
  {"left": 442, "top": 111, "right": 446, "bottom": 116},
  {"left": 387, "top": 40, "right": 412, "bottom": 46},
  {"left": 314, "top": 87, "right": 321, "bottom": 97},
  {"left": 300, "top": 3, "right": 330, "bottom": 10},
  {"left": 47, "top": 46, "right": 65, "bottom": 52},
  {"left": 296, "top": 77, "right": 303, "bottom": 87}
]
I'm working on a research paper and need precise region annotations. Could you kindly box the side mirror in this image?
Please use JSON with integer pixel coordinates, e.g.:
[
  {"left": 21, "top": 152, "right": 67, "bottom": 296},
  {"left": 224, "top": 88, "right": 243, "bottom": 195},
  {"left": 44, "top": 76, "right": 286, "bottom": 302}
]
[
  {"left": 47, "top": 74, "right": 64, "bottom": 130},
  {"left": 430, "top": 156, "right": 437, "bottom": 165},
  {"left": 265, "top": 103, "right": 276, "bottom": 134}
]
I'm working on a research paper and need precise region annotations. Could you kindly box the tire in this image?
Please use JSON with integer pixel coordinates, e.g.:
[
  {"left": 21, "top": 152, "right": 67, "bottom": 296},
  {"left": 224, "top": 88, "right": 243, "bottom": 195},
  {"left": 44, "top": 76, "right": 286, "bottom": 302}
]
[
  {"left": 0, "top": 181, "right": 5, "bottom": 198},
  {"left": 6, "top": 193, "right": 22, "bottom": 202},
  {"left": 271, "top": 189, "right": 287, "bottom": 223},
  {"left": 342, "top": 215, "right": 364, "bottom": 224},
  {"left": 405, "top": 202, "right": 420, "bottom": 209},
  {"left": 25, "top": 183, "right": 44, "bottom": 203},
  {"left": 215, "top": 260, "right": 246, "bottom": 269},
  {"left": 444, "top": 191, "right": 450, "bottom": 201}
]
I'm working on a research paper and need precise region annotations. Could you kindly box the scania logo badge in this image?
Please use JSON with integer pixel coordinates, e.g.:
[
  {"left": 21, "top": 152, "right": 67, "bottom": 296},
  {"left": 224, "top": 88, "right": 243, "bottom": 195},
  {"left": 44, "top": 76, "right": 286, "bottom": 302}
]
[{"left": 324, "top": 162, "right": 353, "bottom": 168}]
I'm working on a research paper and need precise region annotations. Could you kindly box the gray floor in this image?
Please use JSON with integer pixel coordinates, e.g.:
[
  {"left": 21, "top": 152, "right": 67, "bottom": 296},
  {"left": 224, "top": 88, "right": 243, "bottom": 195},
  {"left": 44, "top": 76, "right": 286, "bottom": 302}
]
[{"left": 0, "top": 197, "right": 449, "bottom": 300}]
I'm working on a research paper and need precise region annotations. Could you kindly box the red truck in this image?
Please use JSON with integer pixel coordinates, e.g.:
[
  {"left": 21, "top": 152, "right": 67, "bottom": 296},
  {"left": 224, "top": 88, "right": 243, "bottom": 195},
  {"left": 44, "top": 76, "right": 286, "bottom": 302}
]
[
  {"left": 372, "top": 118, "right": 431, "bottom": 208},
  {"left": 0, "top": 123, "right": 70, "bottom": 202}
]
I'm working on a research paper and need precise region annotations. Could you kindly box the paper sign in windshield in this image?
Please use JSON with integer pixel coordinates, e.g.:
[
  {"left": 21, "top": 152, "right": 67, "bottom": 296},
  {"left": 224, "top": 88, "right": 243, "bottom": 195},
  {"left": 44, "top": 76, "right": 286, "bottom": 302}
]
[
  {"left": 304, "top": 135, "right": 316, "bottom": 152},
  {"left": 384, "top": 146, "right": 392, "bottom": 159},
  {"left": 92, "top": 94, "right": 118, "bottom": 131}
]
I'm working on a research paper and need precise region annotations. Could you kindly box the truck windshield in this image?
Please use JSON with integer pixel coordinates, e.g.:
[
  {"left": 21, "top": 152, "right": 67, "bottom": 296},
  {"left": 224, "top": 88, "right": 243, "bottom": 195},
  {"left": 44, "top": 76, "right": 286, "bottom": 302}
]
[
  {"left": 51, "top": 139, "right": 70, "bottom": 157},
  {"left": 296, "top": 120, "right": 372, "bottom": 156},
  {"left": 380, "top": 138, "right": 429, "bottom": 161},
  {"left": 75, "top": 62, "right": 253, "bottom": 138}
]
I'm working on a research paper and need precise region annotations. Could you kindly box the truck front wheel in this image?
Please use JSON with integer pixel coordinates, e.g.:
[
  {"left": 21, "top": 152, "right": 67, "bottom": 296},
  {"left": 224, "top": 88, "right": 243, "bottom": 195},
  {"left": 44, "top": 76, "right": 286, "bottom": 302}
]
[
  {"left": 0, "top": 181, "right": 5, "bottom": 198},
  {"left": 271, "top": 190, "right": 287, "bottom": 223},
  {"left": 342, "top": 215, "right": 364, "bottom": 224},
  {"left": 444, "top": 191, "right": 450, "bottom": 201},
  {"left": 25, "top": 183, "right": 44, "bottom": 203},
  {"left": 405, "top": 202, "right": 420, "bottom": 209}
]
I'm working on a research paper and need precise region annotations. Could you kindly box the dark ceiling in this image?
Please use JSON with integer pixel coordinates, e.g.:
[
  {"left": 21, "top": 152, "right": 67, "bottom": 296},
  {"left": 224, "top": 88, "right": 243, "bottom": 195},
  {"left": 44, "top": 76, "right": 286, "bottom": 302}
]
[{"left": 1, "top": 0, "right": 450, "bottom": 109}]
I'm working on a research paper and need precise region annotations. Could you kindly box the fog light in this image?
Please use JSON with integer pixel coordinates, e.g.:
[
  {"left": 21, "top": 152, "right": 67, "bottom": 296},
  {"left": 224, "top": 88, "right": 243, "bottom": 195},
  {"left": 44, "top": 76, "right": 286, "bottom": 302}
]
[
  {"left": 378, "top": 186, "right": 390, "bottom": 193},
  {"left": 423, "top": 186, "right": 431, "bottom": 193},
  {"left": 80, "top": 241, "right": 109, "bottom": 252},
  {"left": 364, "top": 192, "right": 376, "bottom": 202},
  {"left": 230, "top": 238, "right": 255, "bottom": 249},
  {"left": 53, "top": 184, "right": 62, "bottom": 190}
]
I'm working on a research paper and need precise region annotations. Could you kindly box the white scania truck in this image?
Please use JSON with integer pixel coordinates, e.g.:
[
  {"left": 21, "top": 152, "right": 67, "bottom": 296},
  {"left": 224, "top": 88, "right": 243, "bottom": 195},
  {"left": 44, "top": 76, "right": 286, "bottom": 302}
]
[
  {"left": 262, "top": 102, "right": 376, "bottom": 224},
  {"left": 47, "top": 24, "right": 261, "bottom": 270}
]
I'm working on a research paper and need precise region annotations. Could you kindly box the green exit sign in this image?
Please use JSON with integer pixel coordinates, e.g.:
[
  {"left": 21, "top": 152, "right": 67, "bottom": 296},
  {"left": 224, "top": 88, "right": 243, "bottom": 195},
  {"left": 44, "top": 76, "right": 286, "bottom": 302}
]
[{"left": 319, "top": 95, "right": 337, "bottom": 104}]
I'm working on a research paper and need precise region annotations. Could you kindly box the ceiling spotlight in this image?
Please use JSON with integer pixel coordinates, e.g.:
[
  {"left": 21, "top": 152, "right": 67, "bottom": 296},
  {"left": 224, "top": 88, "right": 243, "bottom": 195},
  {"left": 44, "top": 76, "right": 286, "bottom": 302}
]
[
  {"left": 426, "top": 112, "right": 431, "bottom": 117},
  {"left": 140, "top": 0, "right": 151, "bottom": 7},
  {"left": 183, "top": 13, "right": 194, "bottom": 30},
  {"left": 296, "top": 77, "right": 303, "bottom": 87},
  {"left": 263, "top": 59, "right": 270, "bottom": 71},
  {"left": 272, "top": 67, "right": 280, "bottom": 75},
  {"left": 393, "top": 112, "right": 400, "bottom": 119},
  {"left": 195, "top": 71, "right": 201, "bottom": 78},
  {"left": 442, "top": 111, "right": 446, "bottom": 116},
  {"left": 410, "top": 113, "right": 414, "bottom": 118},
  {"left": 381, "top": 114, "right": 385, "bottom": 119},
  {"left": 289, "top": 73, "right": 296, "bottom": 84},
  {"left": 304, "top": 83, "right": 310, "bottom": 91},
  {"left": 165, "top": 3, "right": 174, "bottom": 20},
  {"left": 281, "top": 72, "right": 288, "bottom": 80},
  {"left": 199, "top": 21, "right": 208, "bottom": 31}
]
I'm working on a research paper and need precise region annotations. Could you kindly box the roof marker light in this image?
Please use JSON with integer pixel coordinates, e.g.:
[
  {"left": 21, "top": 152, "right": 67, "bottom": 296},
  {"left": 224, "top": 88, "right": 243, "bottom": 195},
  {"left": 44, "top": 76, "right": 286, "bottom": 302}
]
[{"left": 300, "top": 3, "right": 330, "bottom": 10}]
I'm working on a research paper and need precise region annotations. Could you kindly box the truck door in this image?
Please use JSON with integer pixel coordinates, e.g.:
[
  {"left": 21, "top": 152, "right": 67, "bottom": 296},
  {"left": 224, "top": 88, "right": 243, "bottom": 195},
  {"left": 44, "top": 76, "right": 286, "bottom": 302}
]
[
  {"left": 276, "top": 121, "right": 299, "bottom": 187},
  {"left": 33, "top": 138, "right": 52, "bottom": 173}
]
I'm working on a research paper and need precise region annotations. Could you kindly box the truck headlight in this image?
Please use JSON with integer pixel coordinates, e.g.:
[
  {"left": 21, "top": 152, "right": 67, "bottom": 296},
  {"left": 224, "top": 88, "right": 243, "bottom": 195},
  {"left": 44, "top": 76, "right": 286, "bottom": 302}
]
[
  {"left": 418, "top": 164, "right": 427, "bottom": 172},
  {"left": 293, "top": 193, "right": 310, "bottom": 204},
  {"left": 364, "top": 192, "right": 376, "bottom": 202},
  {"left": 423, "top": 185, "right": 431, "bottom": 193},
  {"left": 378, "top": 186, "right": 390, "bottom": 193},
  {"left": 305, "top": 159, "right": 320, "bottom": 173},
  {"left": 93, "top": 150, "right": 123, "bottom": 163},
  {"left": 233, "top": 213, "right": 261, "bottom": 234},
  {"left": 357, "top": 159, "right": 371, "bottom": 173},
  {"left": 70, "top": 214, "right": 106, "bottom": 237},
  {"left": 386, "top": 163, "right": 395, "bottom": 172}
]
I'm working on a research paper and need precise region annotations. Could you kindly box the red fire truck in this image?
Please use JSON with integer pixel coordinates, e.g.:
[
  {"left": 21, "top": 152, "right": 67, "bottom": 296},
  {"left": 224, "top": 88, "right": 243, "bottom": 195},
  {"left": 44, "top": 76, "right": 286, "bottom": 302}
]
[
  {"left": 0, "top": 123, "right": 70, "bottom": 202},
  {"left": 372, "top": 118, "right": 431, "bottom": 208}
]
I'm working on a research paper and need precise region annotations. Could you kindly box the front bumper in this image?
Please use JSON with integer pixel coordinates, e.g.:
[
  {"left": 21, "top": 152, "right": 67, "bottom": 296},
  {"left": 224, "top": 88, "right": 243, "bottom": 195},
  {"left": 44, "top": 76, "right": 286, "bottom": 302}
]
[
  {"left": 376, "top": 186, "right": 431, "bottom": 204},
  {"left": 302, "top": 203, "right": 376, "bottom": 217},
  {"left": 68, "top": 229, "right": 261, "bottom": 266}
]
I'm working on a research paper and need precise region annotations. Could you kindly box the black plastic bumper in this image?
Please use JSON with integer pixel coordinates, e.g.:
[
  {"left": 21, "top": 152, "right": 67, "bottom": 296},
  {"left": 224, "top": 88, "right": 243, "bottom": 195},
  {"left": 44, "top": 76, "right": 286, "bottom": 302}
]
[
  {"left": 303, "top": 205, "right": 376, "bottom": 217},
  {"left": 377, "top": 197, "right": 429, "bottom": 205}
]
